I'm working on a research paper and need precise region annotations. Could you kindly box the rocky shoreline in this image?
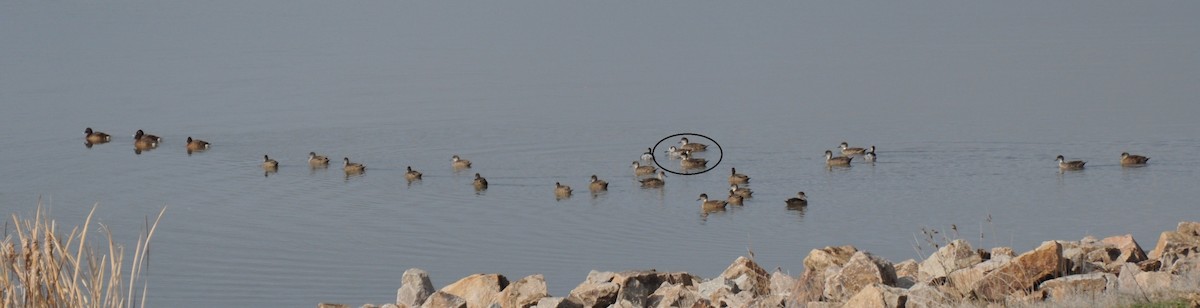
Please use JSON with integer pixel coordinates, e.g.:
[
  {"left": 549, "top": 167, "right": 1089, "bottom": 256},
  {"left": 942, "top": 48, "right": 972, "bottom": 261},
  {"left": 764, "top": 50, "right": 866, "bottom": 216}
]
[{"left": 322, "top": 222, "right": 1200, "bottom": 308}]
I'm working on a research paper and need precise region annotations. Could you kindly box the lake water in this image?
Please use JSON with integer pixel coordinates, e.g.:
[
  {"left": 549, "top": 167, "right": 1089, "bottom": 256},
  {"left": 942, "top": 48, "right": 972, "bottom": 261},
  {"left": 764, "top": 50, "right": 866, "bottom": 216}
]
[{"left": 3, "top": 1, "right": 1199, "bottom": 307}]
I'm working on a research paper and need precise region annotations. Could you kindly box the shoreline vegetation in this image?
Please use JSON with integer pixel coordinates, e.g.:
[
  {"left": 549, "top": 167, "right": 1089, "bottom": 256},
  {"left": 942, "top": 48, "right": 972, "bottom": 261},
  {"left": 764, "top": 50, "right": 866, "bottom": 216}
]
[
  {"left": 1, "top": 203, "right": 165, "bottom": 308},
  {"left": 326, "top": 222, "right": 1200, "bottom": 308}
]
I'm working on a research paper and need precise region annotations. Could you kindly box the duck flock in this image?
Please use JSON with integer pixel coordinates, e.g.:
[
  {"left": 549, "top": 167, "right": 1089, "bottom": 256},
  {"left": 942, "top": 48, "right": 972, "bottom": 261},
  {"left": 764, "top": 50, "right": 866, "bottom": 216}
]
[{"left": 84, "top": 127, "right": 1150, "bottom": 213}]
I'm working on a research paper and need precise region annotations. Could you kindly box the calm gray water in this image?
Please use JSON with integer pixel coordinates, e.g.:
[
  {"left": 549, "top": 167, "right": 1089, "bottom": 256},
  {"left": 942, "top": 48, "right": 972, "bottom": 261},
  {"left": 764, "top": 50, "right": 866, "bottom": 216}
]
[{"left": 3, "top": 1, "right": 1200, "bottom": 306}]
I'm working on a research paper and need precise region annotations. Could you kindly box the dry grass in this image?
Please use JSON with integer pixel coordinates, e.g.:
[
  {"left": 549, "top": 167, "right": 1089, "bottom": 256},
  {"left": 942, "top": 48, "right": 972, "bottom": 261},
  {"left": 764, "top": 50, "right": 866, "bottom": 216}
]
[{"left": 1, "top": 202, "right": 165, "bottom": 308}]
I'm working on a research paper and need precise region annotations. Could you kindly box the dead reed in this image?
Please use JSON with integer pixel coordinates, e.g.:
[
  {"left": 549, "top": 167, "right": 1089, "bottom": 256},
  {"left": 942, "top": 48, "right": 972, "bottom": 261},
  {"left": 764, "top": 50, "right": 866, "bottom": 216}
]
[{"left": 1, "top": 203, "right": 165, "bottom": 308}]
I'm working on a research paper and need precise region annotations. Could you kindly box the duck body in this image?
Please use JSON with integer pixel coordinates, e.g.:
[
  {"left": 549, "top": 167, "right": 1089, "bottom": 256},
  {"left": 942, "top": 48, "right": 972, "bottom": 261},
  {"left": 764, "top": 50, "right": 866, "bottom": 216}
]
[
  {"left": 186, "top": 137, "right": 211, "bottom": 151},
  {"left": 825, "top": 150, "right": 852, "bottom": 166},
  {"left": 698, "top": 193, "right": 728, "bottom": 211},
  {"left": 473, "top": 173, "right": 488, "bottom": 190},
  {"left": 632, "top": 161, "right": 656, "bottom": 176},
  {"left": 786, "top": 192, "right": 808, "bottom": 207},
  {"left": 728, "top": 168, "right": 750, "bottom": 185},
  {"left": 639, "top": 170, "right": 666, "bottom": 187},
  {"left": 1120, "top": 152, "right": 1149, "bottom": 166},
  {"left": 309, "top": 152, "right": 330, "bottom": 166},
  {"left": 343, "top": 157, "right": 366, "bottom": 173},
  {"left": 405, "top": 166, "right": 423, "bottom": 180},
  {"left": 679, "top": 137, "right": 708, "bottom": 152},
  {"left": 262, "top": 155, "right": 279, "bottom": 169},
  {"left": 589, "top": 175, "right": 609, "bottom": 191},
  {"left": 452, "top": 155, "right": 472, "bottom": 169},
  {"left": 680, "top": 152, "right": 708, "bottom": 169},
  {"left": 1056, "top": 155, "right": 1086, "bottom": 170},
  {"left": 839, "top": 142, "right": 866, "bottom": 156},
  {"left": 84, "top": 128, "right": 111, "bottom": 143}
]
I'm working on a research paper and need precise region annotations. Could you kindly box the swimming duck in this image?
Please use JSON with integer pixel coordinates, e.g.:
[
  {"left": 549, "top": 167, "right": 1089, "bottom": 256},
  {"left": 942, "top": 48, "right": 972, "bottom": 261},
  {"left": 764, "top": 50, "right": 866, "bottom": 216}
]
[
  {"left": 727, "top": 192, "right": 744, "bottom": 206},
  {"left": 680, "top": 152, "right": 708, "bottom": 169},
  {"left": 730, "top": 184, "right": 753, "bottom": 198},
  {"left": 555, "top": 182, "right": 573, "bottom": 197},
  {"left": 728, "top": 168, "right": 750, "bottom": 185},
  {"left": 839, "top": 142, "right": 866, "bottom": 156},
  {"left": 452, "top": 155, "right": 472, "bottom": 169},
  {"left": 589, "top": 175, "right": 609, "bottom": 192},
  {"left": 343, "top": 157, "right": 366, "bottom": 173},
  {"left": 641, "top": 148, "right": 654, "bottom": 161},
  {"left": 84, "top": 128, "right": 111, "bottom": 144},
  {"left": 632, "top": 161, "right": 657, "bottom": 176},
  {"left": 639, "top": 170, "right": 666, "bottom": 188},
  {"left": 262, "top": 155, "right": 279, "bottom": 170},
  {"left": 786, "top": 192, "right": 808, "bottom": 207},
  {"left": 864, "top": 147, "right": 877, "bottom": 162},
  {"left": 1056, "top": 155, "right": 1086, "bottom": 170},
  {"left": 133, "top": 130, "right": 162, "bottom": 143},
  {"left": 825, "top": 150, "right": 852, "bottom": 166},
  {"left": 473, "top": 173, "right": 488, "bottom": 190},
  {"left": 698, "top": 193, "right": 728, "bottom": 211},
  {"left": 679, "top": 137, "right": 708, "bottom": 152},
  {"left": 186, "top": 137, "right": 211, "bottom": 151},
  {"left": 1120, "top": 152, "right": 1149, "bottom": 166},
  {"left": 405, "top": 166, "right": 423, "bottom": 180},
  {"left": 665, "top": 146, "right": 690, "bottom": 159},
  {"left": 308, "top": 152, "right": 330, "bottom": 166}
]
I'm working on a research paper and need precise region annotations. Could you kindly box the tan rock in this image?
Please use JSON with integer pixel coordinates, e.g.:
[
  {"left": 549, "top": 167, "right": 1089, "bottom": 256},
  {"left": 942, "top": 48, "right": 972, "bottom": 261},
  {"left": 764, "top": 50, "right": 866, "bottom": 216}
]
[
  {"left": 905, "top": 282, "right": 954, "bottom": 308},
  {"left": 398, "top": 268, "right": 436, "bottom": 308},
  {"left": 565, "top": 281, "right": 619, "bottom": 307},
  {"left": 318, "top": 303, "right": 350, "bottom": 308},
  {"left": 945, "top": 266, "right": 985, "bottom": 298},
  {"left": 823, "top": 251, "right": 897, "bottom": 301},
  {"left": 421, "top": 291, "right": 467, "bottom": 308},
  {"left": 767, "top": 271, "right": 795, "bottom": 298},
  {"left": 804, "top": 301, "right": 841, "bottom": 308},
  {"left": 1101, "top": 234, "right": 1148, "bottom": 263},
  {"left": 531, "top": 297, "right": 565, "bottom": 308},
  {"left": 918, "top": 240, "right": 981, "bottom": 282},
  {"left": 843, "top": 283, "right": 906, "bottom": 308},
  {"left": 439, "top": 274, "right": 509, "bottom": 308},
  {"left": 804, "top": 245, "right": 859, "bottom": 274},
  {"left": 894, "top": 259, "right": 919, "bottom": 280},
  {"left": 1149, "top": 222, "right": 1200, "bottom": 262},
  {"left": 1179, "top": 221, "right": 1200, "bottom": 237},
  {"left": 1038, "top": 272, "right": 1116, "bottom": 300},
  {"left": 1116, "top": 262, "right": 1143, "bottom": 294},
  {"left": 972, "top": 241, "right": 1064, "bottom": 302},
  {"left": 720, "top": 257, "right": 771, "bottom": 297},
  {"left": 793, "top": 246, "right": 857, "bottom": 304},
  {"left": 647, "top": 283, "right": 705, "bottom": 308},
  {"left": 1134, "top": 272, "right": 1177, "bottom": 290},
  {"left": 496, "top": 274, "right": 549, "bottom": 308},
  {"left": 991, "top": 247, "right": 1015, "bottom": 258}
]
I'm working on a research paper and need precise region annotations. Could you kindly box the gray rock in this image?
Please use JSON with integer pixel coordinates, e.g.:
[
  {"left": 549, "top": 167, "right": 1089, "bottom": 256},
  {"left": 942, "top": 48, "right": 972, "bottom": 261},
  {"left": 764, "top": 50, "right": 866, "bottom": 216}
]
[
  {"left": 564, "top": 281, "right": 618, "bottom": 307},
  {"left": 398, "top": 268, "right": 436, "bottom": 308},
  {"left": 904, "top": 282, "right": 953, "bottom": 308},
  {"left": 843, "top": 283, "right": 906, "bottom": 308},
  {"left": 531, "top": 297, "right": 565, "bottom": 308},
  {"left": 719, "top": 256, "right": 771, "bottom": 297},
  {"left": 439, "top": 274, "right": 509, "bottom": 308},
  {"left": 768, "top": 271, "right": 795, "bottom": 297},
  {"left": 1038, "top": 272, "right": 1116, "bottom": 300}
]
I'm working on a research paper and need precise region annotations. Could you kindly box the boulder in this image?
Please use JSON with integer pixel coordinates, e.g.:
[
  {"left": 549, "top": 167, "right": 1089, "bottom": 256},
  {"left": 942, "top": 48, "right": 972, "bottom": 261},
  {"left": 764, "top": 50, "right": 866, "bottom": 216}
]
[
  {"left": 1134, "top": 272, "right": 1177, "bottom": 290},
  {"left": 720, "top": 257, "right": 771, "bottom": 297},
  {"left": 439, "top": 274, "right": 509, "bottom": 308},
  {"left": 804, "top": 301, "right": 841, "bottom": 308},
  {"left": 532, "top": 297, "right": 565, "bottom": 308},
  {"left": 843, "top": 283, "right": 906, "bottom": 308},
  {"left": 564, "top": 280, "right": 619, "bottom": 307},
  {"left": 918, "top": 240, "right": 981, "bottom": 282},
  {"left": 398, "top": 268, "right": 436, "bottom": 308},
  {"left": 381, "top": 304, "right": 400, "bottom": 308},
  {"left": 972, "top": 241, "right": 1064, "bottom": 302},
  {"left": 944, "top": 266, "right": 985, "bottom": 298},
  {"left": 823, "top": 251, "right": 897, "bottom": 301},
  {"left": 422, "top": 291, "right": 468, "bottom": 308},
  {"left": 991, "top": 247, "right": 1015, "bottom": 259},
  {"left": 608, "top": 270, "right": 700, "bottom": 306},
  {"left": 1116, "top": 262, "right": 1143, "bottom": 294},
  {"left": 646, "top": 282, "right": 706, "bottom": 308},
  {"left": 893, "top": 259, "right": 919, "bottom": 289},
  {"left": 1101, "top": 234, "right": 1148, "bottom": 263},
  {"left": 318, "top": 304, "right": 350, "bottom": 308},
  {"left": 793, "top": 246, "right": 858, "bottom": 303},
  {"left": 1149, "top": 222, "right": 1200, "bottom": 263},
  {"left": 769, "top": 271, "right": 795, "bottom": 297},
  {"left": 496, "top": 274, "right": 549, "bottom": 308},
  {"left": 894, "top": 259, "right": 919, "bottom": 280},
  {"left": 697, "top": 277, "right": 733, "bottom": 300},
  {"left": 905, "top": 282, "right": 954, "bottom": 308},
  {"left": 1038, "top": 272, "right": 1116, "bottom": 300}
]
